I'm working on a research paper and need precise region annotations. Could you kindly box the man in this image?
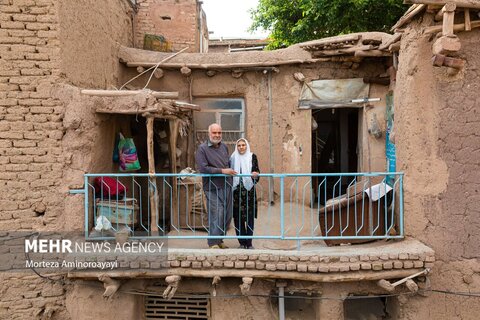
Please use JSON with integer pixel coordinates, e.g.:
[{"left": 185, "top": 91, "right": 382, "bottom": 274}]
[{"left": 196, "top": 123, "right": 237, "bottom": 249}]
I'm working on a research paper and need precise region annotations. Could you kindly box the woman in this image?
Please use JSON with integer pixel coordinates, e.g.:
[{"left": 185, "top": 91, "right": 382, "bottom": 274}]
[{"left": 230, "top": 138, "right": 260, "bottom": 249}]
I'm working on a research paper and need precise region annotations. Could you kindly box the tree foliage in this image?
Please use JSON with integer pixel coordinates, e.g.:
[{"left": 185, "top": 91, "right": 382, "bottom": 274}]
[{"left": 250, "top": 0, "right": 408, "bottom": 49}]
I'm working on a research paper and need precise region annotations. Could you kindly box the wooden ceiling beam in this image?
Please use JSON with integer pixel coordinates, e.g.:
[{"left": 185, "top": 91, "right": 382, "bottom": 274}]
[{"left": 404, "top": 0, "right": 480, "bottom": 9}]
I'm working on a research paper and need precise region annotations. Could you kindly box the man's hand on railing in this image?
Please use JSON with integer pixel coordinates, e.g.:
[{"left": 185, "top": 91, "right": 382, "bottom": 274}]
[
  {"left": 221, "top": 168, "right": 237, "bottom": 175},
  {"left": 251, "top": 171, "right": 259, "bottom": 178}
]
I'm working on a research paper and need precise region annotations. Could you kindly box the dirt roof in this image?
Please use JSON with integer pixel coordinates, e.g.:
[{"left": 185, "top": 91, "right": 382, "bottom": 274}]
[{"left": 119, "top": 31, "right": 400, "bottom": 70}]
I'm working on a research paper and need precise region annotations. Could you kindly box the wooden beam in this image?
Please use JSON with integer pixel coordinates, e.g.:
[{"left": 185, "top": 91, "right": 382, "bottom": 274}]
[
  {"left": 354, "top": 50, "right": 392, "bottom": 57},
  {"left": 169, "top": 119, "right": 179, "bottom": 174},
  {"left": 442, "top": 3, "right": 457, "bottom": 36},
  {"left": 173, "top": 101, "right": 200, "bottom": 111},
  {"left": 169, "top": 119, "right": 179, "bottom": 233},
  {"left": 424, "top": 19, "right": 480, "bottom": 33},
  {"left": 404, "top": 0, "right": 480, "bottom": 9},
  {"left": 96, "top": 108, "right": 159, "bottom": 115},
  {"left": 464, "top": 8, "right": 472, "bottom": 30},
  {"left": 300, "top": 34, "right": 360, "bottom": 48},
  {"left": 389, "top": 42, "right": 401, "bottom": 52},
  {"left": 147, "top": 117, "right": 159, "bottom": 234},
  {"left": 434, "top": 2, "right": 456, "bottom": 21},
  {"left": 378, "top": 33, "right": 402, "bottom": 50},
  {"left": 81, "top": 89, "right": 179, "bottom": 99},
  {"left": 391, "top": 4, "right": 427, "bottom": 31},
  {"left": 125, "top": 59, "right": 326, "bottom": 69},
  {"left": 363, "top": 77, "right": 390, "bottom": 86},
  {"left": 153, "top": 68, "right": 164, "bottom": 79},
  {"left": 67, "top": 268, "right": 428, "bottom": 283},
  {"left": 312, "top": 45, "right": 376, "bottom": 57}
]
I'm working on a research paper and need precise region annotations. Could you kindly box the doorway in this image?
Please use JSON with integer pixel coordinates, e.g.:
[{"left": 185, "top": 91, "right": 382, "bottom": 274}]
[{"left": 312, "top": 108, "right": 359, "bottom": 203}]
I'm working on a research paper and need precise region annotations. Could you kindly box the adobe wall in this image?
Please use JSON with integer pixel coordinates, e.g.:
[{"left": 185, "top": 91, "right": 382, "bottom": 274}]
[
  {"left": 121, "top": 60, "right": 388, "bottom": 191},
  {"left": 65, "top": 276, "right": 396, "bottom": 320},
  {"left": 134, "top": 0, "right": 203, "bottom": 52},
  {"left": 57, "top": 0, "right": 133, "bottom": 88},
  {"left": 0, "top": 0, "right": 133, "bottom": 318},
  {"left": 394, "top": 18, "right": 480, "bottom": 319}
]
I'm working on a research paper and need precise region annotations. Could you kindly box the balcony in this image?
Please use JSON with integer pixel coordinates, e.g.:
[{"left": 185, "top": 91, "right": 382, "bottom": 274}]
[{"left": 71, "top": 172, "right": 404, "bottom": 248}]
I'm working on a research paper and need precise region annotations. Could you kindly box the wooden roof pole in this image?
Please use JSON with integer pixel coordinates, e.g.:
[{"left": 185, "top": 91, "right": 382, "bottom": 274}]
[
  {"left": 81, "top": 89, "right": 179, "bottom": 99},
  {"left": 169, "top": 119, "right": 179, "bottom": 229},
  {"left": 404, "top": 0, "right": 480, "bottom": 10},
  {"left": 464, "top": 8, "right": 471, "bottom": 31},
  {"left": 147, "top": 116, "right": 159, "bottom": 234},
  {"left": 442, "top": 2, "right": 457, "bottom": 36}
]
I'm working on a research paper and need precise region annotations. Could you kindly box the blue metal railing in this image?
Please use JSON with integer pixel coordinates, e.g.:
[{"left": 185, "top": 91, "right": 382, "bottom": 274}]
[{"left": 70, "top": 172, "right": 404, "bottom": 244}]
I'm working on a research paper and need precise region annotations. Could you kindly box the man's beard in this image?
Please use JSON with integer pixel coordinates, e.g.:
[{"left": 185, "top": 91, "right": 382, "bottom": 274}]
[{"left": 211, "top": 136, "right": 222, "bottom": 144}]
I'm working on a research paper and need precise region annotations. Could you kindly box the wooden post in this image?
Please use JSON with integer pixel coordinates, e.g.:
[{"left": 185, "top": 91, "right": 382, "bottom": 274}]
[
  {"left": 169, "top": 119, "right": 179, "bottom": 229},
  {"left": 464, "top": 8, "right": 471, "bottom": 31},
  {"left": 147, "top": 117, "right": 159, "bottom": 234},
  {"left": 442, "top": 2, "right": 457, "bottom": 36}
]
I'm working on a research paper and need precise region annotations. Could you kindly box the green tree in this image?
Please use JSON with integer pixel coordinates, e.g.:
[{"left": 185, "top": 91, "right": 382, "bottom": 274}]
[{"left": 250, "top": 0, "right": 408, "bottom": 49}]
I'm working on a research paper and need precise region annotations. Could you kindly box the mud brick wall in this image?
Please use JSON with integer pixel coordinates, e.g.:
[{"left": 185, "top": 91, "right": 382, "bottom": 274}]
[
  {"left": 0, "top": 0, "right": 133, "bottom": 318},
  {"left": 395, "top": 23, "right": 480, "bottom": 320},
  {"left": 134, "top": 0, "right": 201, "bottom": 52},
  {"left": 0, "top": 0, "right": 64, "bottom": 232},
  {"left": 0, "top": 0, "right": 66, "bottom": 317}
]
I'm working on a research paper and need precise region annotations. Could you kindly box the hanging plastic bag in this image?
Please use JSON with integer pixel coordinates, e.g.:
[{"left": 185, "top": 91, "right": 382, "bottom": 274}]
[
  {"left": 118, "top": 133, "right": 141, "bottom": 171},
  {"left": 94, "top": 215, "right": 112, "bottom": 232}
]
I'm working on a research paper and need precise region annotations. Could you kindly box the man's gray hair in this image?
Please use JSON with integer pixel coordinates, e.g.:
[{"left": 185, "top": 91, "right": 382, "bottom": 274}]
[{"left": 208, "top": 123, "right": 222, "bottom": 133}]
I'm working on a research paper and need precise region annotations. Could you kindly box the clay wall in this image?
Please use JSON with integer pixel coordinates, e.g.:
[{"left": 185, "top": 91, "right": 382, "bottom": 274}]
[
  {"left": 394, "top": 19, "right": 480, "bottom": 319},
  {"left": 0, "top": 0, "right": 133, "bottom": 318},
  {"left": 66, "top": 277, "right": 395, "bottom": 320},
  {"left": 134, "top": 0, "right": 206, "bottom": 52},
  {"left": 121, "top": 61, "right": 389, "bottom": 190},
  {"left": 58, "top": 0, "right": 134, "bottom": 88}
]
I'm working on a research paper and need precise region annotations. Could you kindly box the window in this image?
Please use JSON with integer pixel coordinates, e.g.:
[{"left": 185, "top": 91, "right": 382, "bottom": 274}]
[{"left": 193, "top": 98, "right": 245, "bottom": 153}]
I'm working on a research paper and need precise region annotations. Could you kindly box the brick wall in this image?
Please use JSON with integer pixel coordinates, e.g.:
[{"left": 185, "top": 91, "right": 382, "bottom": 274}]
[
  {"left": 0, "top": 1, "right": 66, "bottom": 318},
  {"left": 0, "top": 0, "right": 133, "bottom": 318},
  {"left": 0, "top": 0, "right": 64, "bottom": 231},
  {"left": 134, "top": 0, "right": 201, "bottom": 52}
]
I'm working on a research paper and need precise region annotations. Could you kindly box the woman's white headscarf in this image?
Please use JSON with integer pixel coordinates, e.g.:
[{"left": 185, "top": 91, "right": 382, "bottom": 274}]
[{"left": 231, "top": 138, "right": 254, "bottom": 191}]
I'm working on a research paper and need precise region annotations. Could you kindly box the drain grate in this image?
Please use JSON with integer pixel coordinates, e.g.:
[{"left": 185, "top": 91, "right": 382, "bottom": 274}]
[{"left": 145, "top": 294, "right": 210, "bottom": 319}]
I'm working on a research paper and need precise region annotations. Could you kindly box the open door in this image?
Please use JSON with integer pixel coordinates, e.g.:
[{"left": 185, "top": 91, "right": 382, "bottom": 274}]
[{"left": 312, "top": 108, "right": 358, "bottom": 204}]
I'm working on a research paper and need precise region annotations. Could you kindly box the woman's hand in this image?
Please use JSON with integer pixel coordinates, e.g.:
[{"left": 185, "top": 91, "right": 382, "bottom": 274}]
[{"left": 251, "top": 171, "right": 259, "bottom": 178}]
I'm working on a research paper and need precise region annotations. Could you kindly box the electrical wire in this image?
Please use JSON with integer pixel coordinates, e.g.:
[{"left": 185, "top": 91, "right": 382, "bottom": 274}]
[
  {"left": 73, "top": 281, "right": 480, "bottom": 301},
  {"left": 9, "top": 233, "right": 480, "bottom": 301}
]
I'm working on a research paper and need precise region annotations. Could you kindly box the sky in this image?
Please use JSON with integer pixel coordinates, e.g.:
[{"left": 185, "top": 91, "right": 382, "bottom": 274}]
[{"left": 201, "top": 0, "right": 270, "bottom": 39}]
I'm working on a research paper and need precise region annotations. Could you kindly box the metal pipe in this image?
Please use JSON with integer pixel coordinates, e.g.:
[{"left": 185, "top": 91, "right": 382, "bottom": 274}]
[
  {"left": 278, "top": 285, "right": 285, "bottom": 320},
  {"left": 351, "top": 97, "right": 381, "bottom": 103},
  {"left": 267, "top": 71, "right": 275, "bottom": 204},
  {"left": 229, "top": 46, "right": 266, "bottom": 52}
]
